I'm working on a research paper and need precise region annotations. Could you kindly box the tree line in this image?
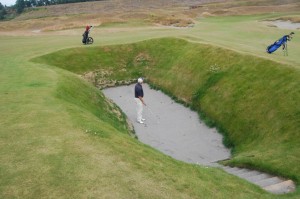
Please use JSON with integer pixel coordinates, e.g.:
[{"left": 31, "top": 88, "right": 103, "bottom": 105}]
[
  {"left": 17, "top": 0, "right": 104, "bottom": 9},
  {"left": 0, "top": 0, "right": 103, "bottom": 20},
  {"left": 0, "top": 2, "right": 7, "bottom": 19}
]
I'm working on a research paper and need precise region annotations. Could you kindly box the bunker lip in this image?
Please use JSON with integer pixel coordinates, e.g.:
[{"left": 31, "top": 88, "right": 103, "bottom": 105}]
[{"left": 102, "top": 83, "right": 231, "bottom": 166}]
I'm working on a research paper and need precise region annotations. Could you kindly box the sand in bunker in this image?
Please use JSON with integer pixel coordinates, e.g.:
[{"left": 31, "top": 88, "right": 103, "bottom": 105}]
[
  {"left": 102, "top": 84, "right": 230, "bottom": 166},
  {"left": 268, "top": 20, "right": 300, "bottom": 30}
]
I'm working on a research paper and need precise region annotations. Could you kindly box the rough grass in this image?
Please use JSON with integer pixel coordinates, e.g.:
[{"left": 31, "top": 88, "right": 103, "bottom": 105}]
[
  {"left": 1, "top": 35, "right": 277, "bottom": 199},
  {"left": 33, "top": 37, "right": 300, "bottom": 190},
  {"left": 2, "top": 0, "right": 299, "bottom": 33},
  {"left": 1, "top": 3, "right": 300, "bottom": 198}
]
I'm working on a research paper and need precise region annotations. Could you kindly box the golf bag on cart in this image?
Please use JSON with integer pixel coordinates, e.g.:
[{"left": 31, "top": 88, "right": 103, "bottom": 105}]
[{"left": 82, "top": 26, "right": 94, "bottom": 45}]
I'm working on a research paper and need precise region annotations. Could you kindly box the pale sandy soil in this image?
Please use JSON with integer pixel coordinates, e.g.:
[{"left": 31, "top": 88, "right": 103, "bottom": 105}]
[{"left": 103, "top": 84, "right": 231, "bottom": 166}]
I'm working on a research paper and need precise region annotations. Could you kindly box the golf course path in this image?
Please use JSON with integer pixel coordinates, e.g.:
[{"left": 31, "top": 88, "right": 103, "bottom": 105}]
[{"left": 102, "top": 84, "right": 231, "bottom": 166}]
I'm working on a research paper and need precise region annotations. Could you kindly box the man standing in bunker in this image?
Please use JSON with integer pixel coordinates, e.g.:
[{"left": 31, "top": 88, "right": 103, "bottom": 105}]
[{"left": 134, "top": 77, "right": 146, "bottom": 124}]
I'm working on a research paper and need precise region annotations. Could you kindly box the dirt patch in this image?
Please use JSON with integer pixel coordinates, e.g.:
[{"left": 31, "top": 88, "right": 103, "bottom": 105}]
[
  {"left": 212, "top": 9, "right": 233, "bottom": 15},
  {"left": 155, "top": 17, "right": 194, "bottom": 27},
  {"left": 277, "top": 16, "right": 300, "bottom": 23},
  {"left": 81, "top": 69, "right": 136, "bottom": 89},
  {"left": 201, "top": 12, "right": 214, "bottom": 17},
  {"left": 134, "top": 52, "right": 152, "bottom": 66}
]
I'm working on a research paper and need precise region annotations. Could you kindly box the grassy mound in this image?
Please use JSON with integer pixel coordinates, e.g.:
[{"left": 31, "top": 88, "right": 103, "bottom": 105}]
[
  {"left": 2, "top": 35, "right": 285, "bottom": 198},
  {"left": 33, "top": 37, "right": 300, "bottom": 186},
  {"left": 1, "top": 46, "right": 270, "bottom": 199}
]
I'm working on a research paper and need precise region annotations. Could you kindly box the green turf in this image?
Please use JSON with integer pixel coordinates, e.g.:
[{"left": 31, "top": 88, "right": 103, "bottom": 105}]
[
  {"left": 0, "top": 35, "right": 274, "bottom": 199},
  {"left": 32, "top": 37, "right": 300, "bottom": 197},
  {"left": 1, "top": 13, "right": 300, "bottom": 198},
  {"left": 185, "top": 13, "right": 300, "bottom": 67}
]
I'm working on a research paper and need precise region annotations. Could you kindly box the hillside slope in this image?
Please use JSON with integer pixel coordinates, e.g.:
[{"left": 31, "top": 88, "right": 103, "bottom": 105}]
[
  {"left": 0, "top": 35, "right": 279, "bottom": 199},
  {"left": 1, "top": 0, "right": 299, "bottom": 33},
  {"left": 33, "top": 38, "right": 300, "bottom": 190}
]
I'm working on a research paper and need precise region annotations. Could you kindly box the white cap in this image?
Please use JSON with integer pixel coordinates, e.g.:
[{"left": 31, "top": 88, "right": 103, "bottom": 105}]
[{"left": 138, "top": 78, "right": 143, "bottom": 83}]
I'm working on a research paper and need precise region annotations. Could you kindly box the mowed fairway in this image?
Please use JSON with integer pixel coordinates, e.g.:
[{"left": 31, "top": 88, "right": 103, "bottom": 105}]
[
  {"left": 1, "top": 8, "right": 300, "bottom": 199},
  {"left": 193, "top": 14, "right": 300, "bottom": 67},
  {"left": 0, "top": 35, "right": 267, "bottom": 198}
]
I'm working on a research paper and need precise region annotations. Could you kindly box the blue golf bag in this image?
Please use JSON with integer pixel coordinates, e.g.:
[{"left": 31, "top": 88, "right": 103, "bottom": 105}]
[
  {"left": 266, "top": 35, "right": 289, "bottom": 54},
  {"left": 267, "top": 32, "right": 295, "bottom": 55}
]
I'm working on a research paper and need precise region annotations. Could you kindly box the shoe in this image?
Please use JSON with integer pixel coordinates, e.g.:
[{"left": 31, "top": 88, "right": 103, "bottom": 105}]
[
  {"left": 137, "top": 120, "right": 144, "bottom": 124},
  {"left": 141, "top": 118, "right": 146, "bottom": 121}
]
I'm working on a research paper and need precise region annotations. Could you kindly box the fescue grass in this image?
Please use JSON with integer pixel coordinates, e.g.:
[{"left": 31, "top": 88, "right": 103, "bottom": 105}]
[
  {"left": 33, "top": 37, "right": 300, "bottom": 191},
  {"left": 2, "top": 12, "right": 300, "bottom": 198},
  {"left": 1, "top": 35, "right": 276, "bottom": 199}
]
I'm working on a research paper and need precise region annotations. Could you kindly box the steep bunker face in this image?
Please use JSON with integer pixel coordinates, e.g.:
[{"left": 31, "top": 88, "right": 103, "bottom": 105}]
[{"left": 32, "top": 38, "right": 300, "bottom": 184}]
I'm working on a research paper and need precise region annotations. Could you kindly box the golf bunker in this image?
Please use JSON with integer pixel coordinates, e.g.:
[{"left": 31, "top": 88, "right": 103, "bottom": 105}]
[
  {"left": 103, "top": 84, "right": 296, "bottom": 194},
  {"left": 267, "top": 20, "right": 300, "bottom": 30},
  {"left": 102, "top": 84, "right": 231, "bottom": 166}
]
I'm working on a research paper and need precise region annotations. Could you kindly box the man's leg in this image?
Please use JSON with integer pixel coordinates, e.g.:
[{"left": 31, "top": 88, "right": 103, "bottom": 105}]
[
  {"left": 85, "top": 32, "right": 88, "bottom": 44},
  {"left": 135, "top": 98, "right": 143, "bottom": 123}
]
